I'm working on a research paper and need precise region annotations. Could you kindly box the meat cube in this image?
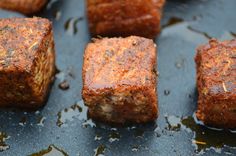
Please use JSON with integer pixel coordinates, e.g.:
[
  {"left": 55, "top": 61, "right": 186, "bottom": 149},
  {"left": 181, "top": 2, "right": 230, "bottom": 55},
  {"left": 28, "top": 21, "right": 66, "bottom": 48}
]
[
  {"left": 82, "top": 36, "right": 158, "bottom": 124},
  {"left": 0, "top": 17, "right": 55, "bottom": 109},
  {"left": 0, "top": 0, "right": 48, "bottom": 14},
  {"left": 87, "top": 0, "right": 166, "bottom": 39},
  {"left": 195, "top": 39, "right": 236, "bottom": 128}
]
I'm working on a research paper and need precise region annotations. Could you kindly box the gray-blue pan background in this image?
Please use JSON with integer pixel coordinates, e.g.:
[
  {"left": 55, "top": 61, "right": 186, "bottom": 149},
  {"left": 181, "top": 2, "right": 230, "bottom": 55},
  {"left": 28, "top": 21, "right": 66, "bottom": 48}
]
[{"left": 0, "top": 0, "right": 236, "bottom": 155}]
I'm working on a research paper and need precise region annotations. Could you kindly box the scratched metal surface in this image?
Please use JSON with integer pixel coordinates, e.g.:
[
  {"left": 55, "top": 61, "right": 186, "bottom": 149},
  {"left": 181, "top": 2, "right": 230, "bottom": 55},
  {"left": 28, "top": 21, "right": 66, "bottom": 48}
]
[{"left": 0, "top": 0, "right": 236, "bottom": 155}]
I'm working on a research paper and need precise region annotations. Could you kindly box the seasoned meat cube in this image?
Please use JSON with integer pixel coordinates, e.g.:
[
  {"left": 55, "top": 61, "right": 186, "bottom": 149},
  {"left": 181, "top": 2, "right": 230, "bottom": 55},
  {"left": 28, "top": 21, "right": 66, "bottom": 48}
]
[
  {"left": 87, "top": 0, "right": 166, "bottom": 39},
  {"left": 195, "top": 39, "right": 236, "bottom": 128},
  {"left": 0, "top": 0, "right": 48, "bottom": 14},
  {"left": 82, "top": 36, "right": 158, "bottom": 124},
  {"left": 0, "top": 17, "right": 55, "bottom": 109}
]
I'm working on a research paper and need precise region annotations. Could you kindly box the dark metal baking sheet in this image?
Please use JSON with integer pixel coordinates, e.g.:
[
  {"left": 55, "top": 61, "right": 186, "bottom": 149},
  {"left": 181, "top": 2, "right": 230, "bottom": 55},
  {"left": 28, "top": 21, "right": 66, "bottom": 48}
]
[{"left": 0, "top": 0, "right": 236, "bottom": 155}]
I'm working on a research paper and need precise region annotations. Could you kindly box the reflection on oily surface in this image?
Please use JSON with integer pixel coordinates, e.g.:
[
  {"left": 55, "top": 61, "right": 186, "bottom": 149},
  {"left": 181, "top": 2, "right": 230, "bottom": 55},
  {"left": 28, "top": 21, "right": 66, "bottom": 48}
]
[
  {"left": 29, "top": 145, "right": 68, "bottom": 156},
  {"left": 94, "top": 145, "right": 106, "bottom": 156},
  {"left": 181, "top": 115, "right": 236, "bottom": 153},
  {"left": 163, "top": 113, "right": 236, "bottom": 153},
  {"left": 57, "top": 100, "right": 90, "bottom": 127}
]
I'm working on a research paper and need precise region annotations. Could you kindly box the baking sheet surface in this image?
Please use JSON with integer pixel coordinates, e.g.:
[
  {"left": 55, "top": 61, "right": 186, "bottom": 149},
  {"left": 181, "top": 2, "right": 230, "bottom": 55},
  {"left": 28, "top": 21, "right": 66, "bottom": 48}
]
[{"left": 0, "top": 0, "right": 236, "bottom": 155}]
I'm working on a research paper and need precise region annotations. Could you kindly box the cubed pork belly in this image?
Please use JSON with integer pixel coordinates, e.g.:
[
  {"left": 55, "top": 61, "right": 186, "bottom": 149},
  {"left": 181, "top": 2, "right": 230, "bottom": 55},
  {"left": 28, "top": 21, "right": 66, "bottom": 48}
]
[
  {"left": 195, "top": 39, "right": 236, "bottom": 128},
  {"left": 87, "top": 0, "right": 166, "bottom": 39},
  {"left": 0, "top": 0, "right": 48, "bottom": 14},
  {"left": 82, "top": 36, "right": 158, "bottom": 124},
  {"left": 0, "top": 17, "right": 55, "bottom": 109}
]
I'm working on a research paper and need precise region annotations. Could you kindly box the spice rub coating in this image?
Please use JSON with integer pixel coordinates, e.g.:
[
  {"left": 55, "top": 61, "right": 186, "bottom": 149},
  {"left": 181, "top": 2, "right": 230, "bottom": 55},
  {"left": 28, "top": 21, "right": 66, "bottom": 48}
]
[
  {"left": 0, "top": 0, "right": 48, "bottom": 14},
  {"left": 195, "top": 39, "right": 236, "bottom": 128},
  {"left": 87, "top": 0, "right": 166, "bottom": 39},
  {"left": 82, "top": 36, "right": 158, "bottom": 124},
  {"left": 0, "top": 17, "right": 55, "bottom": 109}
]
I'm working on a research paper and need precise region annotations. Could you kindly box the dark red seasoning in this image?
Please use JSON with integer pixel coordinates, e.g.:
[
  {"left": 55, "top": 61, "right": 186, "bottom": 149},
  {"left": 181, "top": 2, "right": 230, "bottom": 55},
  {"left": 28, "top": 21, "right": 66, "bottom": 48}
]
[
  {"left": 87, "top": 0, "right": 166, "bottom": 39},
  {"left": 0, "top": 0, "right": 48, "bottom": 14},
  {"left": 195, "top": 39, "right": 236, "bottom": 128},
  {"left": 0, "top": 17, "right": 56, "bottom": 109},
  {"left": 82, "top": 36, "right": 158, "bottom": 124}
]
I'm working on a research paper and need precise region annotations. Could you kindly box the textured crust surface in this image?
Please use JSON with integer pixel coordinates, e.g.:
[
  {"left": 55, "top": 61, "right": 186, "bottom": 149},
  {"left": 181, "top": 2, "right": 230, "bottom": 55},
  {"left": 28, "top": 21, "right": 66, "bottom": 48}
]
[
  {"left": 82, "top": 36, "right": 158, "bottom": 124},
  {"left": 87, "top": 0, "right": 165, "bottom": 39},
  {"left": 0, "top": 0, "right": 48, "bottom": 14},
  {"left": 0, "top": 17, "right": 55, "bottom": 109},
  {"left": 195, "top": 39, "right": 236, "bottom": 128}
]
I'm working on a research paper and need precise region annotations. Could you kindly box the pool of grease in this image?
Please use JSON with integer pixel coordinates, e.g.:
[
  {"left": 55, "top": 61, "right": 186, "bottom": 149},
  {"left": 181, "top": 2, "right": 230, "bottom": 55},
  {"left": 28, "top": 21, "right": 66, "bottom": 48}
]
[
  {"left": 29, "top": 145, "right": 68, "bottom": 156},
  {"left": 0, "top": 132, "right": 10, "bottom": 152},
  {"left": 0, "top": 0, "right": 236, "bottom": 155},
  {"left": 182, "top": 115, "right": 236, "bottom": 153}
]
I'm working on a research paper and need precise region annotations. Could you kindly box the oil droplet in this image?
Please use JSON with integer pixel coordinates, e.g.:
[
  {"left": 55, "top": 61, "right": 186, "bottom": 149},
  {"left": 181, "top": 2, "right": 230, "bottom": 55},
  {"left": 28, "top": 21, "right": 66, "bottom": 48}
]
[
  {"left": 57, "top": 102, "right": 83, "bottom": 127},
  {"left": 94, "top": 134, "right": 102, "bottom": 141},
  {"left": 94, "top": 145, "right": 106, "bottom": 156},
  {"left": 56, "top": 100, "right": 95, "bottom": 128},
  {"left": 110, "top": 128, "right": 117, "bottom": 131},
  {"left": 56, "top": 72, "right": 66, "bottom": 82},
  {"left": 108, "top": 132, "right": 120, "bottom": 143},
  {"left": 53, "top": 10, "right": 62, "bottom": 21},
  {"left": 67, "top": 66, "right": 76, "bottom": 79},
  {"left": 82, "top": 119, "right": 96, "bottom": 128},
  {"left": 37, "top": 117, "right": 46, "bottom": 127},
  {"left": 192, "top": 15, "right": 202, "bottom": 21},
  {"left": 165, "top": 115, "right": 181, "bottom": 131},
  {"left": 164, "top": 90, "right": 170, "bottom": 96},
  {"left": 64, "top": 17, "right": 83, "bottom": 35},
  {"left": 187, "top": 26, "right": 212, "bottom": 39},
  {"left": 131, "top": 145, "right": 139, "bottom": 152},
  {"left": 55, "top": 67, "right": 61, "bottom": 75},
  {"left": 134, "top": 129, "right": 144, "bottom": 138},
  {"left": 175, "top": 58, "right": 185, "bottom": 69},
  {"left": 58, "top": 80, "right": 70, "bottom": 90},
  {"left": 29, "top": 145, "right": 68, "bottom": 156},
  {"left": 19, "top": 116, "right": 27, "bottom": 126},
  {"left": 46, "top": 0, "right": 59, "bottom": 9},
  {"left": 163, "top": 17, "right": 184, "bottom": 28},
  {"left": 0, "top": 132, "right": 10, "bottom": 152},
  {"left": 230, "top": 31, "right": 236, "bottom": 38},
  {"left": 181, "top": 115, "right": 236, "bottom": 153},
  {"left": 35, "top": 111, "right": 40, "bottom": 115},
  {"left": 154, "top": 127, "right": 162, "bottom": 137},
  {"left": 127, "top": 126, "right": 136, "bottom": 131}
]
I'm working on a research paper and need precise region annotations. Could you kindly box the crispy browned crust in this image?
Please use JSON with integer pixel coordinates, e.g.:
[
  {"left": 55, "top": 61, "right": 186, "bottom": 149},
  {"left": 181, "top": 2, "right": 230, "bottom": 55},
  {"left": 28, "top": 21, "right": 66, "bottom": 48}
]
[
  {"left": 195, "top": 39, "right": 236, "bottom": 128},
  {"left": 87, "top": 0, "right": 166, "bottom": 39},
  {"left": 82, "top": 36, "right": 158, "bottom": 124},
  {"left": 0, "top": 0, "right": 48, "bottom": 14},
  {"left": 0, "top": 17, "right": 55, "bottom": 109}
]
